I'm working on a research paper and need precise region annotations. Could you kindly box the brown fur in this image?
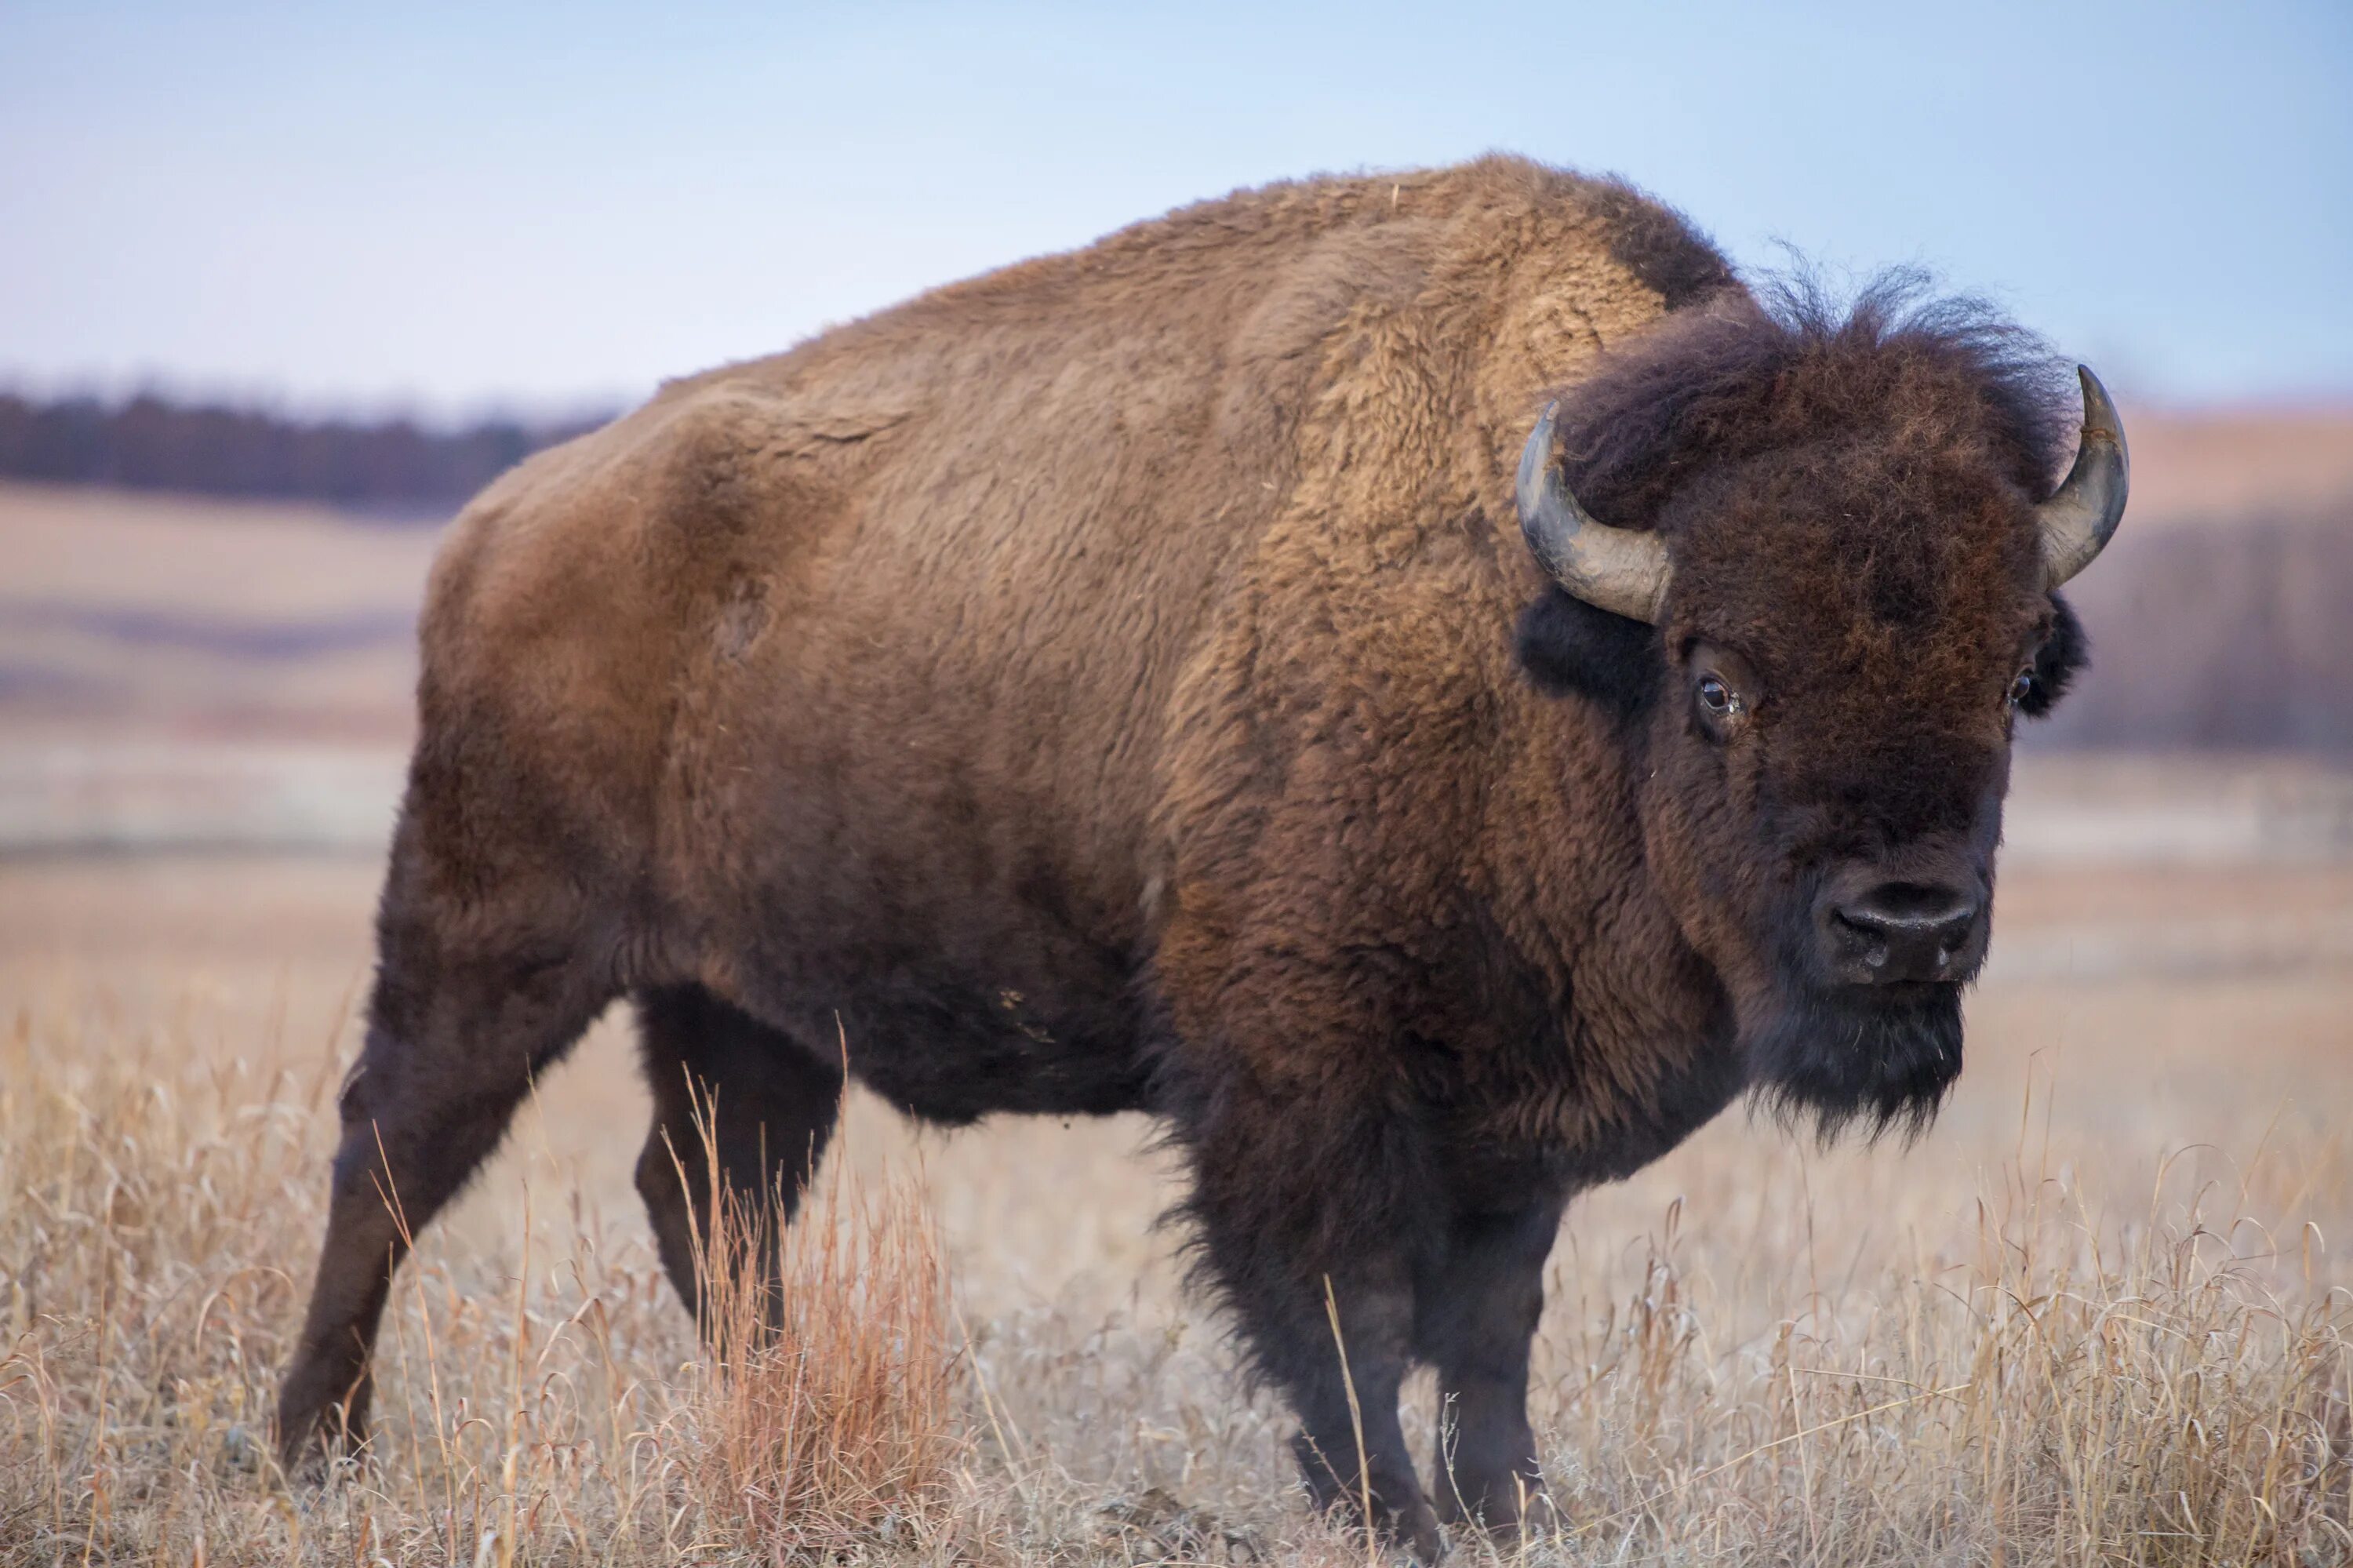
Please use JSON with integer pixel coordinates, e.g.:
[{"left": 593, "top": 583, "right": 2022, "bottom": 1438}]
[{"left": 278, "top": 157, "right": 2090, "bottom": 1554}]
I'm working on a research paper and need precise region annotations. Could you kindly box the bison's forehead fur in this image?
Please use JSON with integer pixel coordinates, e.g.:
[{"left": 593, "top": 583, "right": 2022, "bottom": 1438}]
[{"left": 1554, "top": 274, "right": 2073, "bottom": 536}]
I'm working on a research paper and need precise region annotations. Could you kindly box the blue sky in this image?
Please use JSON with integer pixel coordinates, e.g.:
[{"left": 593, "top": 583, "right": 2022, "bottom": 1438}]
[{"left": 3, "top": 0, "right": 2348, "bottom": 416}]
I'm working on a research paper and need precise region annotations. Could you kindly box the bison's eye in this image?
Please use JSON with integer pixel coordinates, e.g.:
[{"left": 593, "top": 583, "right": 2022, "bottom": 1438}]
[
  {"left": 2006, "top": 668, "right": 2035, "bottom": 709},
  {"left": 1686, "top": 641, "right": 1758, "bottom": 740}
]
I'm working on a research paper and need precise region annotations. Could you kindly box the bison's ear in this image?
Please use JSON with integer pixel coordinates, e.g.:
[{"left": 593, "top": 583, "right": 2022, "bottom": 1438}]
[
  {"left": 1515, "top": 586, "right": 1662, "bottom": 720},
  {"left": 2018, "top": 593, "right": 2089, "bottom": 719}
]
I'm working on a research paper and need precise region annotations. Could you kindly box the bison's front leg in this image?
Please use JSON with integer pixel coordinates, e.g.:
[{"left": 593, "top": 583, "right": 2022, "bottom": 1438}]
[
  {"left": 1415, "top": 1193, "right": 1569, "bottom": 1535},
  {"left": 1171, "top": 1079, "right": 1445, "bottom": 1559},
  {"left": 1280, "top": 1264, "right": 1438, "bottom": 1561}
]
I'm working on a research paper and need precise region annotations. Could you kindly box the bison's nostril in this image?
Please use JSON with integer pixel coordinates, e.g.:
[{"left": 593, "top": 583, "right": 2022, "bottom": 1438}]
[
  {"left": 1831, "top": 908, "right": 1893, "bottom": 966},
  {"left": 1827, "top": 883, "right": 1982, "bottom": 983}
]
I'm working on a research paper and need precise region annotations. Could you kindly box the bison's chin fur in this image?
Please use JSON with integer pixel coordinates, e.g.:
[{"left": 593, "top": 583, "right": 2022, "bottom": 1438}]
[{"left": 1740, "top": 984, "right": 1965, "bottom": 1144}]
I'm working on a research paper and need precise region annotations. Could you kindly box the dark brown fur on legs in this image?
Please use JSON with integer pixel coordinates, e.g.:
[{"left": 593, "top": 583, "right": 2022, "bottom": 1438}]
[
  {"left": 275, "top": 820, "right": 612, "bottom": 1469},
  {"left": 1157, "top": 1042, "right": 1448, "bottom": 1558},
  {"left": 633, "top": 984, "right": 843, "bottom": 1326},
  {"left": 1286, "top": 1274, "right": 1438, "bottom": 1563},
  {"left": 1169, "top": 1062, "right": 1568, "bottom": 1555},
  {"left": 1418, "top": 1195, "right": 1569, "bottom": 1533}
]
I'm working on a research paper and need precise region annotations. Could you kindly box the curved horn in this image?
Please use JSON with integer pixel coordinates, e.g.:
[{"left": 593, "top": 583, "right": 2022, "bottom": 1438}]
[
  {"left": 1516, "top": 402, "right": 1671, "bottom": 623},
  {"left": 2037, "top": 366, "right": 2130, "bottom": 588}
]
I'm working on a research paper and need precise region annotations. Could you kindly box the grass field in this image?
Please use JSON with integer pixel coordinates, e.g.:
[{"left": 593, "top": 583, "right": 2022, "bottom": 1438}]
[{"left": 4, "top": 799, "right": 2350, "bottom": 1565}]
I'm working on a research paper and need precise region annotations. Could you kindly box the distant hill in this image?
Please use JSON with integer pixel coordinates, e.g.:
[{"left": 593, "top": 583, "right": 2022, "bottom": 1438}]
[
  {"left": 2029, "top": 406, "right": 2353, "bottom": 754},
  {"left": 0, "top": 391, "right": 612, "bottom": 511}
]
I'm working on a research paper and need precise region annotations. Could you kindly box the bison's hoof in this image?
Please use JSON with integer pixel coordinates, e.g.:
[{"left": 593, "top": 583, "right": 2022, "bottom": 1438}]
[
  {"left": 274, "top": 1406, "right": 370, "bottom": 1483},
  {"left": 1440, "top": 1471, "right": 1560, "bottom": 1540},
  {"left": 1295, "top": 1445, "right": 1446, "bottom": 1561},
  {"left": 1394, "top": 1498, "right": 1446, "bottom": 1563}
]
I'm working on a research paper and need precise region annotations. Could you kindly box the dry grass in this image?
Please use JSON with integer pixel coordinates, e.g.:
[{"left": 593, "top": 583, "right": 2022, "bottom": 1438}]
[
  {"left": 0, "top": 1005, "right": 991, "bottom": 1566},
  {"left": 2, "top": 844, "right": 2351, "bottom": 1564},
  {"left": 671, "top": 1101, "right": 965, "bottom": 1559},
  {"left": 1533, "top": 1112, "right": 2352, "bottom": 1559}
]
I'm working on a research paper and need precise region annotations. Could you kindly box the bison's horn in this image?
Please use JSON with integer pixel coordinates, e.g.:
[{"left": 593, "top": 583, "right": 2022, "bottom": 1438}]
[
  {"left": 1516, "top": 402, "right": 1671, "bottom": 623},
  {"left": 2036, "top": 366, "right": 2129, "bottom": 588}
]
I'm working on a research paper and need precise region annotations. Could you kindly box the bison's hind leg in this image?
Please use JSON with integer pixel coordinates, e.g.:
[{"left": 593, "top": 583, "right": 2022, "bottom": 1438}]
[
  {"left": 632, "top": 985, "right": 845, "bottom": 1330},
  {"left": 277, "top": 820, "right": 617, "bottom": 1472}
]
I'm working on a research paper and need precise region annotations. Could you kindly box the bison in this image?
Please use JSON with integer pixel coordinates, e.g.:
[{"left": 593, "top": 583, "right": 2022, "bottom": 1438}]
[{"left": 278, "top": 156, "right": 2125, "bottom": 1553}]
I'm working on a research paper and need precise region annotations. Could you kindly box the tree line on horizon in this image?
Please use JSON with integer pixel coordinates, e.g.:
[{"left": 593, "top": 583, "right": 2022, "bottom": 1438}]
[{"left": 0, "top": 391, "right": 612, "bottom": 511}]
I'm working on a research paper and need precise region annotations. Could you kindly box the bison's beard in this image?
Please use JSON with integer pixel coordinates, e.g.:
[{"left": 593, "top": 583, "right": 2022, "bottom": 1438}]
[{"left": 1740, "top": 984, "right": 1964, "bottom": 1143}]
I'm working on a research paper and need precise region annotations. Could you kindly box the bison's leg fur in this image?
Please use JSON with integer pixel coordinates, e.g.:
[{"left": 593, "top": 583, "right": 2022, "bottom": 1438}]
[
  {"left": 1276, "top": 1266, "right": 1442, "bottom": 1563},
  {"left": 631, "top": 984, "right": 843, "bottom": 1326},
  {"left": 1417, "top": 1193, "right": 1569, "bottom": 1536},
  {"left": 1172, "top": 1084, "right": 1446, "bottom": 1559},
  {"left": 274, "top": 970, "right": 607, "bottom": 1468},
  {"left": 275, "top": 926, "right": 609, "bottom": 1472}
]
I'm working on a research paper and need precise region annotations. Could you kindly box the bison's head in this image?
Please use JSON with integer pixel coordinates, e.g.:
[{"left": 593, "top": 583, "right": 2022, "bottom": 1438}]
[{"left": 1514, "top": 281, "right": 2121, "bottom": 1137}]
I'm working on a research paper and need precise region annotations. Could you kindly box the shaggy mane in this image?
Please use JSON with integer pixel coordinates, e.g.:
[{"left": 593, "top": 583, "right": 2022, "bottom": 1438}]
[{"left": 1550, "top": 271, "right": 2078, "bottom": 531}]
